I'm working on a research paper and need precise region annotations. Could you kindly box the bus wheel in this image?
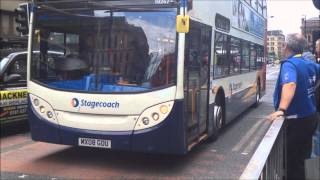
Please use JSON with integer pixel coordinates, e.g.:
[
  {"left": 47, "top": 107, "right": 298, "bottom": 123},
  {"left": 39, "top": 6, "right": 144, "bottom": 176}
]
[
  {"left": 208, "top": 103, "right": 224, "bottom": 141},
  {"left": 253, "top": 82, "right": 260, "bottom": 108},
  {"left": 215, "top": 105, "right": 223, "bottom": 130}
]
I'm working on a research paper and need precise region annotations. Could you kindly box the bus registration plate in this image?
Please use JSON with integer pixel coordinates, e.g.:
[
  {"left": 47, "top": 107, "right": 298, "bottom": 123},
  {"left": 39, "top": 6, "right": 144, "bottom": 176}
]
[{"left": 78, "top": 138, "right": 111, "bottom": 149}]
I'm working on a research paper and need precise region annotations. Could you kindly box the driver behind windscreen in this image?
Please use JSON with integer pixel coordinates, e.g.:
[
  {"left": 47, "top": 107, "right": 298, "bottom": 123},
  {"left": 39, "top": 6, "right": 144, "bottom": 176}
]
[
  {"left": 123, "top": 25, "right": 150, "bottom": 84},
  {"left": 54, "top": 54, "right": 88, "bottom": 80}
]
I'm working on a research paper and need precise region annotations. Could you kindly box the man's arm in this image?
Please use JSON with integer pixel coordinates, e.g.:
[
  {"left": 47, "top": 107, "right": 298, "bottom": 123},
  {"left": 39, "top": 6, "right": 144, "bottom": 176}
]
[
  {"left": 278, "top": 82, "right": 296, "bottom": 110},
  {"left": 267, "top": 82, "right": 296, "bottom": 121},
  {"left": 317, "top": 64, "right": 320, "bottom": 89}
]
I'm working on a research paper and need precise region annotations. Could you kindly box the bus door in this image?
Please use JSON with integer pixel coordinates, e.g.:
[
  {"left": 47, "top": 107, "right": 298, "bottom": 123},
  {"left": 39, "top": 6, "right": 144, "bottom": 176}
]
[{"left": 184, "top": 20, "right": 212, "bottom": 144}]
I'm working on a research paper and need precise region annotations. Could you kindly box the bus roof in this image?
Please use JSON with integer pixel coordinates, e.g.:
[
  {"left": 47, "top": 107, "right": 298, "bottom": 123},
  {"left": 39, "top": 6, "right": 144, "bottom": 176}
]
[{"left": 35, "top": 0, "right": 180, "bottom": 10}]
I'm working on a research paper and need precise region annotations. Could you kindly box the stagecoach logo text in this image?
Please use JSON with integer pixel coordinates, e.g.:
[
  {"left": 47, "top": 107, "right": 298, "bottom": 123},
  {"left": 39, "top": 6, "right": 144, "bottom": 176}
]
[
  {"left": 154, "top": 0, "right": 175, "bottom": 5},
  {"left": 71, "top": 98, "right": 120, "bottom": 109}
]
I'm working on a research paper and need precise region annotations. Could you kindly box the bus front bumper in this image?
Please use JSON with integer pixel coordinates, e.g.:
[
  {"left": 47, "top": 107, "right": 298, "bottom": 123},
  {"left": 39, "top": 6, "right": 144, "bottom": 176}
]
[{"left": 28, "top": 100, "right": 187, "bottom": 154}]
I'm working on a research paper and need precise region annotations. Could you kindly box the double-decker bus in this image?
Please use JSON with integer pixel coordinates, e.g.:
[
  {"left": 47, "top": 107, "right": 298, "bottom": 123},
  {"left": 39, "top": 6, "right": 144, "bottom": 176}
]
[{"left": 27, "top": 0, "right": 267, "bottom": 154}]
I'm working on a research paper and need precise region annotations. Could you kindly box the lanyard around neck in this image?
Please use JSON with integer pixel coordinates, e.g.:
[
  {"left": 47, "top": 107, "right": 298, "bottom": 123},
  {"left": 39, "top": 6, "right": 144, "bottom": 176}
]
[{"left": 293, "top": 54, "right": 302, "bottom": 58}]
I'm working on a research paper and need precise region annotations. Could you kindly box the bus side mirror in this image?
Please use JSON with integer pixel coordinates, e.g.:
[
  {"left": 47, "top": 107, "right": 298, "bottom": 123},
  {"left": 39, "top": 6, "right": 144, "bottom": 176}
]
[
  {"left": 176, "top": 15, "right": 190, "bottom": 33},
  {"left": 4, "top": 74, "right": 22, "bottom": 83},
  {"left": 313, "top": 0, "right": 320, "bottom": 10}
]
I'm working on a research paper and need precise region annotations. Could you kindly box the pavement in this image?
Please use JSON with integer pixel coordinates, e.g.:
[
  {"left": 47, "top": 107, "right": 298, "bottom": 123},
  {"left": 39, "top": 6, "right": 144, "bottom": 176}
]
[{"left": 0, "top": 65, "right": 281, "bottom": 180}]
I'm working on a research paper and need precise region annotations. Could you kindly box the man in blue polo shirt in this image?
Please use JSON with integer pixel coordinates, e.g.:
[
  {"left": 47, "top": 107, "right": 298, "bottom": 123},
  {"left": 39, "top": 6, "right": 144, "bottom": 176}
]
[{"left": 268, "top": 33, "right": 320, "bottom": 180}]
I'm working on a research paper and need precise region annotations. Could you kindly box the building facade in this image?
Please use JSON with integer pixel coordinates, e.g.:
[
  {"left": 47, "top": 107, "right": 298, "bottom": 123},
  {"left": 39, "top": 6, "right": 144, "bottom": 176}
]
[
  {"left": 267, "top": 30, "right": 285, "bottom": 61},
  {"left": 301, "top": 16, "right": 320, "bottom": 53}
]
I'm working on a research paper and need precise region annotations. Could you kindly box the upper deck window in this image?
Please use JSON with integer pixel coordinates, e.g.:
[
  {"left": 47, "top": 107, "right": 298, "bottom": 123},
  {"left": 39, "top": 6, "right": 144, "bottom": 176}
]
[{"left": 215, "top": 14, "right": 230, "bottom": 33}]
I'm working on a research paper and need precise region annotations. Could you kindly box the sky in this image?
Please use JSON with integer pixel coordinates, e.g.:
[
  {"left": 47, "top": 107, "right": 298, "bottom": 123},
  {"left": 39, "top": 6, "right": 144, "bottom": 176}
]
[{"left": 267, "top": 0, "right": 320, "bottom": 35}]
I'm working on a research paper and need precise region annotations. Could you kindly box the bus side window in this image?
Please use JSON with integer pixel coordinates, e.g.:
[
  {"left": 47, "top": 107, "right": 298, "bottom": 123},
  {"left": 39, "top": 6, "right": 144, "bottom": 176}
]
[
  {"left": 214, "top": 32, "right": 229, "bottom": 77},
  {"left": 241, "top": 41, "right": 250, "bottom": 73},
  {"left": 257, "top": 46, "right": 264, "bottom": 69},
  {"left": 250, "top": 44, "right": 257, "bottom": 70},
  {"left": 230, "top": 37, "right": 241, "bottom": 75}
]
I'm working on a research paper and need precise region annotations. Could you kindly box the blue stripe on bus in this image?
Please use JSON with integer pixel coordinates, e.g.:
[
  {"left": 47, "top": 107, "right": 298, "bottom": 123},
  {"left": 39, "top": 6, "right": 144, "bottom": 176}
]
[{"left": 28, "top": 98, "right": 187, "bottom": 154}]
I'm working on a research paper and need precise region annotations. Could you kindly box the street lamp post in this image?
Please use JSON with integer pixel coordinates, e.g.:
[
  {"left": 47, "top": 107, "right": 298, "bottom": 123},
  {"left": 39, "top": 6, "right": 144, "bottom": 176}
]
[
  {"left": 266, "top": 16, "right": 274, "bottom": 62},
  {"left": 302, "top": 15, "right": 307, "bottom": 39}
]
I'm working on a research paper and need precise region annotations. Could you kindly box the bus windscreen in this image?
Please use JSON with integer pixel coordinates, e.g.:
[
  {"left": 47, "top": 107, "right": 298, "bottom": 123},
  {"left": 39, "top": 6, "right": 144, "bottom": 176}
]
[{"left": 31, "top": 8, "right": 177, "bottom": 93}]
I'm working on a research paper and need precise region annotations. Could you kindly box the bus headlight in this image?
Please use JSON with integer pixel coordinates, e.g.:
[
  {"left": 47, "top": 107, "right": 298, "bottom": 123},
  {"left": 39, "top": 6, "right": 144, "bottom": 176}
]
[
  {"left": 47, "top": 111, "right": 54, "bottom": 118},
  {"left": 29, "top": 94, "right": 58, "bottom": 124},
  {"left": 152, "top": 113, "right": 159, "bottom": 121},
  {"left": 134, "top": 101, "right": 174, "bottom": 131},
  {"left": 160, "top": 105, "right": 168, "bottom": 114},
  {"left": 33, "top": 98, "right": 40, "bottom": 106},
  {"left": 39, "top": 106, "right": 46, "bottom": 113},
  {"left": 142, "top": 117, "right": 149, "bottom": 125}
]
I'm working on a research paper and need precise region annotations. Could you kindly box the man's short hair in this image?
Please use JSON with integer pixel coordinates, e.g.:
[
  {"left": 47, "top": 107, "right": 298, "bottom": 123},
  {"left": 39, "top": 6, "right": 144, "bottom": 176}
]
[
  {"left": 285, "top": 33, "right": 307, "bottom": 54},
  {"left": 316, "top": 39, "right": 320, "bottom": 46}
]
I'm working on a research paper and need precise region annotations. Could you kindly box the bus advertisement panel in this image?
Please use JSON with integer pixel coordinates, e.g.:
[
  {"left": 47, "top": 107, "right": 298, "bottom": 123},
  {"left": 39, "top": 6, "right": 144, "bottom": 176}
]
[{"left": 232, "top": 0, "right": 265, "bottom": 38}]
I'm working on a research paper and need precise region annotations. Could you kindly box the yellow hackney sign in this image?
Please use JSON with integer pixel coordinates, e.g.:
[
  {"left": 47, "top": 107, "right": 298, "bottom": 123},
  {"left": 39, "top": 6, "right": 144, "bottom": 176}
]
[
  {"left": 0, "top": 89, "right": 28, "bottom": 108},
  {"left": 0, "top": 89, "right": 28, "bottom": 124},
  {"left": 1, "top": 89, "right": 28, "bottom": 100}
]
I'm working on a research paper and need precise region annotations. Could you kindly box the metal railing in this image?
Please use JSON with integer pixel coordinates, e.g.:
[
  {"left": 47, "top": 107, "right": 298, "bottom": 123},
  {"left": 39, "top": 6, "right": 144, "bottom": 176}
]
[{"left": 240, "top": 117, "right": 286, "bottom": 180}]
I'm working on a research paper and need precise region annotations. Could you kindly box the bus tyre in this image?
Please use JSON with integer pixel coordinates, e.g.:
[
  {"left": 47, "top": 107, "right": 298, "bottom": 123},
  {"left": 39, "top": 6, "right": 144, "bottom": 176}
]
[
  {"left": 253, "top": 82, "right": 260, "bottom": 108},
  {"left": 208, "top": 104, "right": 224, "bottom": 141}
]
